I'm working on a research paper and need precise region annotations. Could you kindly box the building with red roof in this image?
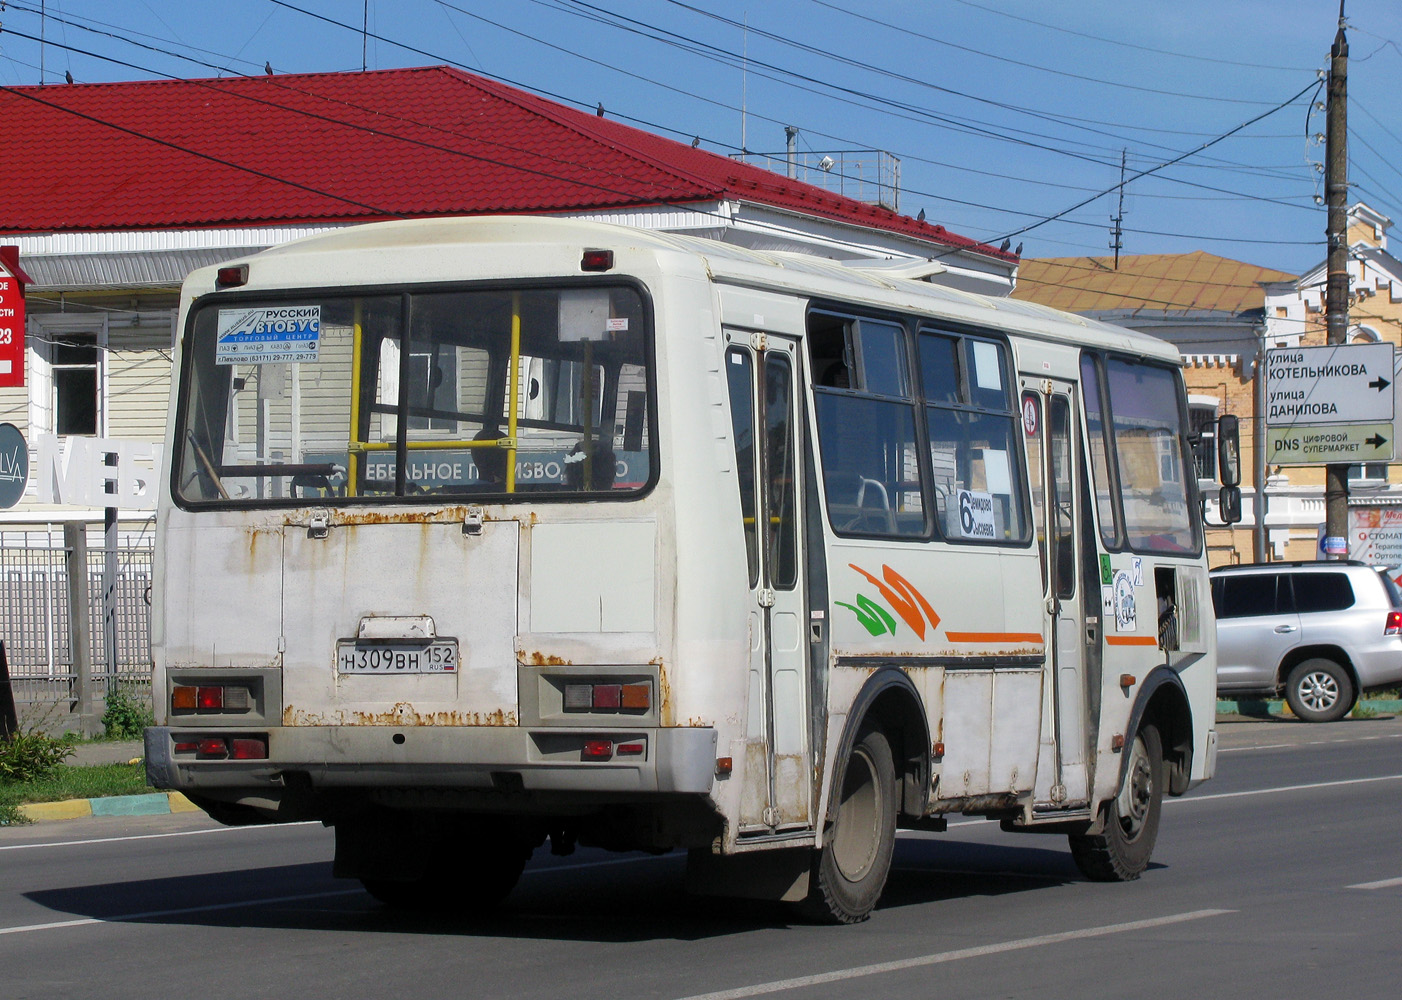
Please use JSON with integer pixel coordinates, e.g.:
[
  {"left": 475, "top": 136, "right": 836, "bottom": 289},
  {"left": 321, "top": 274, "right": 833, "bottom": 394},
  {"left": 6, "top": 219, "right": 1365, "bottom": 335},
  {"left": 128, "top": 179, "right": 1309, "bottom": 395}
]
[{"left": 0, "top": 65, "right": 1013, "bottom": 523}]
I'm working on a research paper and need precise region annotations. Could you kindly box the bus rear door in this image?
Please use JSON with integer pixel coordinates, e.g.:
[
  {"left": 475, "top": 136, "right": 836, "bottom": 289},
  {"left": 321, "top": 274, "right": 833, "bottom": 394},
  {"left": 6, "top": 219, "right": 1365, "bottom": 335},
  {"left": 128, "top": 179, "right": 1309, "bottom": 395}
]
[{"left": 725, "top": 334, "right": 812, "bottom": 834}]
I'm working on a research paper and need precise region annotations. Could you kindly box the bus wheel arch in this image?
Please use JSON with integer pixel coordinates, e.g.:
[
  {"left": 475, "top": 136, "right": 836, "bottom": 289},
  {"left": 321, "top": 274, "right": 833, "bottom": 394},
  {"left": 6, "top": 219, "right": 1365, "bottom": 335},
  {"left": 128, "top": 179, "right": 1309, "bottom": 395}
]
[
  {"left": 1126, "top": 667, "right": 1194, "bottom": 797},
  {"left": 832, "top": 668, "right": 931, "bottom": 822}
]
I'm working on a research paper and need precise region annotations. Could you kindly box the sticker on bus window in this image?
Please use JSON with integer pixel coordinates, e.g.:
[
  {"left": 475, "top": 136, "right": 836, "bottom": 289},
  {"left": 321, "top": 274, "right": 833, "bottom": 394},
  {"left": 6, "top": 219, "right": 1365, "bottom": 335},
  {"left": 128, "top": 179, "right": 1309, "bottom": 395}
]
[
  {"left": 956, "top": 489, "right": 997, "bottom": 540},
  {"left": 971, "top": 340, "right": 1002, "bottom": 391},
  {"left": 215, "top": 306, "right": 321, "bottom": 365}
]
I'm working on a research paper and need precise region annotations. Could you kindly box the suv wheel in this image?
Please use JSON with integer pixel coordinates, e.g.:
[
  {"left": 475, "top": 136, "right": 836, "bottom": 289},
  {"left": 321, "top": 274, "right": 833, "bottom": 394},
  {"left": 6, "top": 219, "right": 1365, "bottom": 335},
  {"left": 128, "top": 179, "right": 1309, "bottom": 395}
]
[{"left": 1284, "top": 658, "right": 1355, "bottom": 723}]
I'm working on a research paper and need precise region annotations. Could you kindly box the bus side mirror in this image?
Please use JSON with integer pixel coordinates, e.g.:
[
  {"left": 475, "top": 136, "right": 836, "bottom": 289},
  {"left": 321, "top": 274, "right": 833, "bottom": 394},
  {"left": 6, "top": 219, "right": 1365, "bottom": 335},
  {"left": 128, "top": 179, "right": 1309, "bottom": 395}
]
[
  {"left": 1218, "top": 485, "right": 1242, "bottom": 524},
  {"left": 1217, "top": 414, "right": 1241, "bottom": 487}
]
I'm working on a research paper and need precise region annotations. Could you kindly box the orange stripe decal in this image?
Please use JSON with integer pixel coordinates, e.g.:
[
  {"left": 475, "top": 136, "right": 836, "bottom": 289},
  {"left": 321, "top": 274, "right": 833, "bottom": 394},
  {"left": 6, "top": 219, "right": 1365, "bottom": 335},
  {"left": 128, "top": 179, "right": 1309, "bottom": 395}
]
[
  {"left": 1105, "top": 636, "right": 1159, "bottom": 646},
  {"left": 945, "top": 632, "right": 1045, "bottom": 644}
]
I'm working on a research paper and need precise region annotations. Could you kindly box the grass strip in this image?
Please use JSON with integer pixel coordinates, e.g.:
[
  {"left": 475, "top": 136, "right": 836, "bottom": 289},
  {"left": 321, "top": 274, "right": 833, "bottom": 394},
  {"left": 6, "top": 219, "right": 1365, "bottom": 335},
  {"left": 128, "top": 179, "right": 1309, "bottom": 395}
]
[{"left": 1, "top": 763, "right": 151, "bottom": 825}]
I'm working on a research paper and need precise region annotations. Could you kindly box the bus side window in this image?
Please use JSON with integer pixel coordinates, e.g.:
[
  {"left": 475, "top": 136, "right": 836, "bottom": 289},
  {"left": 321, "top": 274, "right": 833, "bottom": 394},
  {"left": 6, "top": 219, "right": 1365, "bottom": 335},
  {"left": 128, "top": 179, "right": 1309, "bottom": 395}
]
[{"left": 809, "top": 311, "right": 925, "bottom": 538}]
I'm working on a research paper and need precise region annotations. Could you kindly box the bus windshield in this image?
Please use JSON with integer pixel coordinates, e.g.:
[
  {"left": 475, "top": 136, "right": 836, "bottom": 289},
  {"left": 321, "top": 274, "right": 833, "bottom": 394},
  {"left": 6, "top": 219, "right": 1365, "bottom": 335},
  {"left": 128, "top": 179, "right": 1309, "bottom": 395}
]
[{"left": 173, "top": 284, "right": 653, "bottom": 505}]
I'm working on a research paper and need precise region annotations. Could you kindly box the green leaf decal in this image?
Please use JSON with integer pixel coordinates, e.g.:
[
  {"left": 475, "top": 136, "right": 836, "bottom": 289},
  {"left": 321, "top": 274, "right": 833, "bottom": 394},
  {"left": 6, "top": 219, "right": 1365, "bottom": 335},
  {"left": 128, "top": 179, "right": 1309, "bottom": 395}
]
[{"left": 836, "top": 594, "right": 898, "bottom": 636}]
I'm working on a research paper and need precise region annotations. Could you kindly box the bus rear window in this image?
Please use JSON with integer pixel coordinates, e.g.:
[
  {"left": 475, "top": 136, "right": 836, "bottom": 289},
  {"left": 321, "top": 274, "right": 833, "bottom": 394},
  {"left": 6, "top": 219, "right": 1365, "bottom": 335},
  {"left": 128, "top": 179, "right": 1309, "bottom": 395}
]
[{"left": 173, "top": 285, "right": 653, "bottom": 505}]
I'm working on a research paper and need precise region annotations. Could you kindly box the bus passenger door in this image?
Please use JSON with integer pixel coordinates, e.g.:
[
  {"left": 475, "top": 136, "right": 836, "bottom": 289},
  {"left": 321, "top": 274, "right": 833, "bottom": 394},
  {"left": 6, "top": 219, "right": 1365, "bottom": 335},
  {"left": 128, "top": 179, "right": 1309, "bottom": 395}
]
[
  {"left": 1024, "top": 383, "right": 1091, "bottom": 809},
  {"left": 725, "top": 335, "right": 812, "bottom": 834}
]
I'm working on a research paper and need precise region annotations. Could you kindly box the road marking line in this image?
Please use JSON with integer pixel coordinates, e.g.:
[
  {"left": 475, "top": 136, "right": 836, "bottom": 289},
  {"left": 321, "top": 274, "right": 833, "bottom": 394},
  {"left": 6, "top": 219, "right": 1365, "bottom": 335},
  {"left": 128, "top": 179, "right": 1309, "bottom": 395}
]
[
  {"left": 0, "top": 822, "right": 321, "bottom": 852},
  {"left": 672, "top": 909, "right": 1234, "bottom": 1000},
  {"left": 0, "top": 889, "right": 361, "bottom": 937},
  {"left": 1176, "top": 773, "right": 1402, "bottom": 803},
  {"left": 1220, "top": 733, "right": 1402, "bottom": 753},
  {"left": 1348, "top": 876, "right": 1402, "bottom": 890}
]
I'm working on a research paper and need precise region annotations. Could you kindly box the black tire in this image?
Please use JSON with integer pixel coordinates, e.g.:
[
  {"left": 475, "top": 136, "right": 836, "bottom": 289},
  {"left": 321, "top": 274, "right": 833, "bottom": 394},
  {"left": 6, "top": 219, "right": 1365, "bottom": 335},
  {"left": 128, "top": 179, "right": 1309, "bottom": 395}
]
[
  {"left": 797, "top": 726, "right": 897, "bottom": 924},
  {"left": 363, "top": 823, "right": 530, "bottom": 912},
  {"left": 1284, "top": 658, "right": 1354, "bottom": 723},
  {"left": 1069, "top": 724, "right": 1163, "bottom": 882}
]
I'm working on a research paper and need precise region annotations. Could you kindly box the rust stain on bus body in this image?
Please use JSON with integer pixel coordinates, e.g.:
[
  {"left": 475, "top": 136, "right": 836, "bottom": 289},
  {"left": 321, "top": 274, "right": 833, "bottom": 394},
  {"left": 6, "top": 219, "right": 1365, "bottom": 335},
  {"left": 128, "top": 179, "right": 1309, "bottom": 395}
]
[
  {"left": 281, "top": 506, "right": 511, "bottom": 529},
  {"left": 282, "top": 703, "right": 517, "bottom": 727},
  {"left": 522, "top": 651, "right": 572, "bottom": 666}
]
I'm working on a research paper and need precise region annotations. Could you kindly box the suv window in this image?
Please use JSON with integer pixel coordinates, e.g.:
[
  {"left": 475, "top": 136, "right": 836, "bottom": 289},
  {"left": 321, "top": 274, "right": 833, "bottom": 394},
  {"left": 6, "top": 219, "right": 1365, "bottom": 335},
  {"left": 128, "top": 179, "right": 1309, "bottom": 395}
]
[
  {"left": 1291, "top": 573, "right": 1354, "bottom": 613},
  {"left": 1213, "top": 574, "right": 1278, "bottom": 618}
]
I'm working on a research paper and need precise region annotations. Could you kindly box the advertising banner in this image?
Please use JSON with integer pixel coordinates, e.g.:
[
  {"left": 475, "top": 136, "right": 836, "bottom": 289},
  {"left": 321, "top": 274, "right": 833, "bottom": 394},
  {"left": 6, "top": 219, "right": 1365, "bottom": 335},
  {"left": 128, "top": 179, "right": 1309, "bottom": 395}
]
[{"left": 0, "top": 266, "right": 24, "bottom": 389}]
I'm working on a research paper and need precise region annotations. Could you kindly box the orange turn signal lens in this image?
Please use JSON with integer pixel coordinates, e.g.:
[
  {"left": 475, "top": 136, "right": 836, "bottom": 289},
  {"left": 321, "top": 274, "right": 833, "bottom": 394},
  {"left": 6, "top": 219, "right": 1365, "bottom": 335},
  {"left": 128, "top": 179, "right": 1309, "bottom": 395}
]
[
  {"left": 620, "top": 683, "right": 650, "bottom": 710},
  {"left": 171, "top": 686, "right": 197, "bottom": 711}
]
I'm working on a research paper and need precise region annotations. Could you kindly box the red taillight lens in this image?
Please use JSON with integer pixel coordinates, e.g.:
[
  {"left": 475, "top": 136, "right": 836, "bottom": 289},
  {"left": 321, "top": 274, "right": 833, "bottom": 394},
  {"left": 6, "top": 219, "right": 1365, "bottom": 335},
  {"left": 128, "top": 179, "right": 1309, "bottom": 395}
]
[
  {"left": 196, "top": 738, "right": 228, "bottom": 760},
  {"left": 229, "top": 738, "right": 268, "bottom": 760},
  {"left": 1385, "top": 610, "right": 1402, "bottom": 635},
  {"left": 616, "top": 741, "right": 645, "bottom": 757},
  {"left": 173, "top": 740, "right": 200, "bottom": 754},
  {"left": 582, "top": 740, "right": 613, "bottom": 760},
  {"left": 592, "top": 684, "right": 622, "bottom": 710},
  {"left": 196, "top": 686, "right": 224, "bottom": 710}
]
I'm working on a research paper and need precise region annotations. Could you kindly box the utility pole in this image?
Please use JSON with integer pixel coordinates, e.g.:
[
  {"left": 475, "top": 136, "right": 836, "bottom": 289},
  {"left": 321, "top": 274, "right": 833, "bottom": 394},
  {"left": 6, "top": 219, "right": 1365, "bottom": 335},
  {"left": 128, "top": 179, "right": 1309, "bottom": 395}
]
[
  {"left": 1323, "top": 3, "right": 1350, "bottom": 559},
  {"left": 1110, "top": 149, "right": 1126, "bottom": 269}
]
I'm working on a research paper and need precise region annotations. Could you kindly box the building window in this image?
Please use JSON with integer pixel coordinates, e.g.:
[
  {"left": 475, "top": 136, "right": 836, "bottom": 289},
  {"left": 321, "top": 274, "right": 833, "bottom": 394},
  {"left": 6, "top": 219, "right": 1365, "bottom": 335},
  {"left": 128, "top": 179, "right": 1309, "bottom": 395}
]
[
  {"left": 52, "top": 334, "right": 100, "bottom": 436},
  {"left": 1188, "top": 402, "right": 1218, "bottom": 481},
  {"left": 1349, "top": 462, "right": 1388, "bottom": 485}
]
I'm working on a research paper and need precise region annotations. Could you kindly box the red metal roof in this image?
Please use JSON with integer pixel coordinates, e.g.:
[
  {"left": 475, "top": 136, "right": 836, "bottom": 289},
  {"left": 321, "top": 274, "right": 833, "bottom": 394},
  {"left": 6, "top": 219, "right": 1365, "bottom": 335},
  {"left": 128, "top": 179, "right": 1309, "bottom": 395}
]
[{"left": 0, "top": 65, "right": 1004, "bottom": 259}]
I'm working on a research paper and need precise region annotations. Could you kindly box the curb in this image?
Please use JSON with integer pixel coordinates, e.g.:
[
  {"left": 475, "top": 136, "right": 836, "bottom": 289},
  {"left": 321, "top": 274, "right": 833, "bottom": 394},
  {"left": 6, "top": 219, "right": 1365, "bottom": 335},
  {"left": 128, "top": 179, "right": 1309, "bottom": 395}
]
[
  {"left": 1218, "top": 698, "right": 1402, "bottom": 718},
  {"left": 17, "top": 791, "right": 200, "bottom": 824}
]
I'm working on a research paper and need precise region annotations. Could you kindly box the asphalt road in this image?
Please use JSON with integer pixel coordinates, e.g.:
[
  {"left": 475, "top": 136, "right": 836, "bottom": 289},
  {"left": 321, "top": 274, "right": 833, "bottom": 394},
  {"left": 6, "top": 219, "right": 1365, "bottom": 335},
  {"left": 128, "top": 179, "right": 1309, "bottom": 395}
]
[{"left": 3, "top": 715, "right": 1400, "bottom": 1000}]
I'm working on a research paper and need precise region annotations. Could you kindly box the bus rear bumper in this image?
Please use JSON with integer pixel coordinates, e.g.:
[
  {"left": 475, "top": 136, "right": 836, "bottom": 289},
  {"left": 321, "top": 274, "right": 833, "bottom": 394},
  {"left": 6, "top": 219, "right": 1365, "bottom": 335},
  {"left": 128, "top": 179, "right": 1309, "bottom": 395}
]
[{"left": 145, "top": 725, "right": 719, "bottom": 796}]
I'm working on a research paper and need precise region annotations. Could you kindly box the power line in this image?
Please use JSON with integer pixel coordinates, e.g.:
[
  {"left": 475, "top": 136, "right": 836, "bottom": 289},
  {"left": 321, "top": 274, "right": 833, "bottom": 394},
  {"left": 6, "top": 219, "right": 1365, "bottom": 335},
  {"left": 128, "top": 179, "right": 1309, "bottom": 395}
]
[
  {"left": 8, "top": 1, "right": 1328, "bottom": 238},
  {"left": 945, "top": 0, "right": 1314, "bottom": 72},
  {"left": 801, "top": 0, "right": 1297, "bottom": 106},
  {"left": 986, "top": 80, "right": 1322, "bottom": 245}
]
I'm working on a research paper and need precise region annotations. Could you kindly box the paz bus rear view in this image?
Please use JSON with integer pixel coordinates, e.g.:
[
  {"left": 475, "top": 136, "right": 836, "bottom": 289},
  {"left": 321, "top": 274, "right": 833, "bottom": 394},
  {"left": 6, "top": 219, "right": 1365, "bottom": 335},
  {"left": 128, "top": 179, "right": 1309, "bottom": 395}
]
[{"left": 146, "top": 216, "right": 1236, "bottom": 922}]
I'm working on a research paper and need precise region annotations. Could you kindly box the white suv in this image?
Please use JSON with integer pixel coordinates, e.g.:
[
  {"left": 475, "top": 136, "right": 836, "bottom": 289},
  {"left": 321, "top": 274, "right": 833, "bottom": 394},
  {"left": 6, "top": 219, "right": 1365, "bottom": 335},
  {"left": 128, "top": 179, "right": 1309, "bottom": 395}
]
[{"left": 1210, "top": 562, "right": 1402, "bottom": 722}]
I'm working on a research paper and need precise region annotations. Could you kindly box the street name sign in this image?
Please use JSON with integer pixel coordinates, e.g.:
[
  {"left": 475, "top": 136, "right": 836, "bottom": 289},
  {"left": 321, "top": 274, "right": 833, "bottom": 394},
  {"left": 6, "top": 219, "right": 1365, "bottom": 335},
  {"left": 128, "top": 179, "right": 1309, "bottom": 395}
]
[{"left": 1265, "top": 343, "right": 1395, "bottom": 426}]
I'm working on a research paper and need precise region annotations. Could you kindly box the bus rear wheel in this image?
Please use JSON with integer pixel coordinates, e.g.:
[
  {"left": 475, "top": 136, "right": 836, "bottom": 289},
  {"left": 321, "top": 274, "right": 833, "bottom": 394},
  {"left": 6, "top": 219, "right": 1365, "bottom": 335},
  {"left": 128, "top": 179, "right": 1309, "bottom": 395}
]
[
  {"left": 1068, "top": 723, "right": 1163, "bottom": 882},
  {"left": 798, "top": 726, "right": 897, "bottom": 924}
]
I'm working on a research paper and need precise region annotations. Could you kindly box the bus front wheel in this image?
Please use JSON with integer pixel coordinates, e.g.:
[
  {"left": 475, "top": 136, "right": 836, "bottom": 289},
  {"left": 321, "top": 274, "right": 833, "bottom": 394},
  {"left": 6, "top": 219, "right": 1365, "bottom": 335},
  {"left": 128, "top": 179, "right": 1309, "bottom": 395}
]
[
  {"left": 798, "top": 726, "right": 897, "bottom": 924},
  {"left": 1068, "top": 723, "right": 1163, "bottom": 882}
]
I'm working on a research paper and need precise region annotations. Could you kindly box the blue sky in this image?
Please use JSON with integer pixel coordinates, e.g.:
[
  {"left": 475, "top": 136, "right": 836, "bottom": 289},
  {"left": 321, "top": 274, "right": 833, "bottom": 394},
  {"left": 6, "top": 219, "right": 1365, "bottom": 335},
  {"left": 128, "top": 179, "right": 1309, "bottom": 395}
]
[{"left": 2, "top": 1, "right": 1400, "bottom": 274}]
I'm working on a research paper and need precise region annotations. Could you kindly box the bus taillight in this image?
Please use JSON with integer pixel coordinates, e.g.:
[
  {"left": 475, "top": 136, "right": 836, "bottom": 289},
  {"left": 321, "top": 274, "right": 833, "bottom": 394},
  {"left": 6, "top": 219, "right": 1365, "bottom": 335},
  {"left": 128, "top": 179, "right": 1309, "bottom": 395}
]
[
  {"left": 564, "top": 682, "right": 650, "bottom": 712},
  {"left": 582, "top": 740, "right": 613, "bottom": 760}
]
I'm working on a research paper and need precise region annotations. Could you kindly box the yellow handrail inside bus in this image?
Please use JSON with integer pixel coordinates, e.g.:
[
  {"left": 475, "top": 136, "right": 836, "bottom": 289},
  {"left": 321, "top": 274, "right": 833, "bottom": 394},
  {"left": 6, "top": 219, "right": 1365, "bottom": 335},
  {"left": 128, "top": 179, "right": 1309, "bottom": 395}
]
[
  {"left": 346, "top": 300, "right": 364, "bottom": 497},
  {"left": 506, "top": 292, "right": 522, "bottom": 493}
]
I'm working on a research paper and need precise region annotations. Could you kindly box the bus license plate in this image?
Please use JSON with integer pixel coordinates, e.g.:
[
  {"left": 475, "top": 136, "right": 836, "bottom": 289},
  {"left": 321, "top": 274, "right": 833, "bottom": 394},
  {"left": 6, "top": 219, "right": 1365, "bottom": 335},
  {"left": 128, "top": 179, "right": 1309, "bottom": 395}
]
[{"left": 336, "top": 639, "right": 459, "bottom": 674}]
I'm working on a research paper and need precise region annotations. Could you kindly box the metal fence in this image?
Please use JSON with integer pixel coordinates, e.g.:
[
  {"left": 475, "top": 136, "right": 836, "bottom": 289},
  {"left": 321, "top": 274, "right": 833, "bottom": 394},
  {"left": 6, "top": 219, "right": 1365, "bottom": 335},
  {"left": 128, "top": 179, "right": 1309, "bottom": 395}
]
[{"left": 0, "top": 527, "right": 154, "bottom": 724}]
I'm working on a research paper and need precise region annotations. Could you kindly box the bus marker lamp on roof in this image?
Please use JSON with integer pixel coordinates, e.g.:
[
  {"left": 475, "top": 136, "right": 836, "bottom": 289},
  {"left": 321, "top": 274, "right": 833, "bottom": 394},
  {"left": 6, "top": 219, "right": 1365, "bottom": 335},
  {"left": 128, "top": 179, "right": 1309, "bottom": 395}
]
[
  {"left": 580, "top": 249, "right": 613, "bottom": 271},
  {"left": 216, "top": 264, "right": 249, "bottom": 288}
]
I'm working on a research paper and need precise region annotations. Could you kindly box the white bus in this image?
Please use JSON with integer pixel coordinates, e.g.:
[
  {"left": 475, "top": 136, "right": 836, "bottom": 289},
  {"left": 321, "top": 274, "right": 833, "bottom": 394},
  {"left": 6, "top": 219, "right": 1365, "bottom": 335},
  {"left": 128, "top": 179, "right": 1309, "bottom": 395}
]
[{"left": 147, "top": 216, "right": 1232, "bottom": 923}]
